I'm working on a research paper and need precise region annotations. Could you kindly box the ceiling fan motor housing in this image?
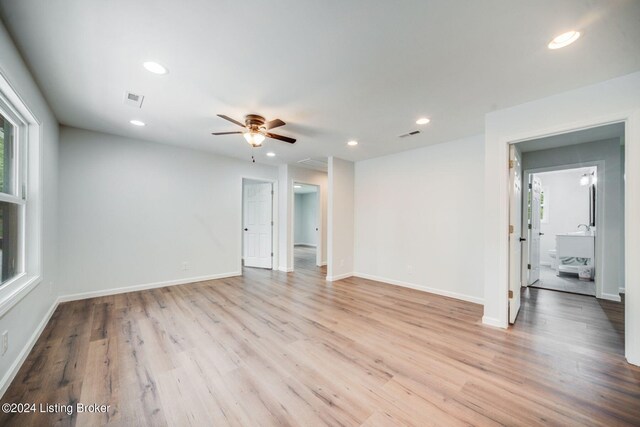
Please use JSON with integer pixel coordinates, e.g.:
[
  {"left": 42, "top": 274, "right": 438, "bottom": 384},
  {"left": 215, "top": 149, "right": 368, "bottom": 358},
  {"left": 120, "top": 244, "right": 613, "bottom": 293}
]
[{"left": 245, "top": 114, "right": 266, "bottom": 131}]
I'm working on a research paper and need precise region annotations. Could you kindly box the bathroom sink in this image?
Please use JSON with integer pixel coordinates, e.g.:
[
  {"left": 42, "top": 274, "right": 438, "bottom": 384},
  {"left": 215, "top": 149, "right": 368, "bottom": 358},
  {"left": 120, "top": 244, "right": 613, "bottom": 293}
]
[{"left": 563, "top": 230, "right": 595, "bottom": 236}]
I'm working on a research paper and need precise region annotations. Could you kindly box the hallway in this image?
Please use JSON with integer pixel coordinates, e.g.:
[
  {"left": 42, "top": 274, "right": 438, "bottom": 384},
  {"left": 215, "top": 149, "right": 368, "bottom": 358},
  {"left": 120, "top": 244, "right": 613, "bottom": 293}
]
[{"left": 294, "top": 245, "right": 320, "bottom": 272}]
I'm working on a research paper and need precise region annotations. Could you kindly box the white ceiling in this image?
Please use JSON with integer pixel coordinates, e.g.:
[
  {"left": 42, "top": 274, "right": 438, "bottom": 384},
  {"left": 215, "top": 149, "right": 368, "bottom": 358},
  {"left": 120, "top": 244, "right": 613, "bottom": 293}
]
[{"left": 1, "top": 0, "right": 639, "bottom": 166}]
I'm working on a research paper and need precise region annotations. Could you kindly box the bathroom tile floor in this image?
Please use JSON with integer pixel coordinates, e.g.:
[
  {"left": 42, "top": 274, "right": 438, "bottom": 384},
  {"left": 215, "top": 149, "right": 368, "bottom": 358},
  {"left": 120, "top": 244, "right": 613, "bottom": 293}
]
[{"left": 531, "top": 265, "right": 596, "bottom": 296}]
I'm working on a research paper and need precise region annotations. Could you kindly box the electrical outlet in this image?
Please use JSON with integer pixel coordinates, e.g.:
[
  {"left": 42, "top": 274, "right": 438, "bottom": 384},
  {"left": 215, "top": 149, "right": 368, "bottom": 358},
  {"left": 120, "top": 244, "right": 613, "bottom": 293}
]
[
  {"left": 181, "top": 262, "right": 190, "bottom": 271},
  {"left": 1, "top": 331, "right": 8, "bottom": 356}
]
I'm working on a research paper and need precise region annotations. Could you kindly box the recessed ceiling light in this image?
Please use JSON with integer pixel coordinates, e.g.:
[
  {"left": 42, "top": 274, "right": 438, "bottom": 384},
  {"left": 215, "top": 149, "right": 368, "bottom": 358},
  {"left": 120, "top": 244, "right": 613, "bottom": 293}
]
[
  {"left": 347, "top": 140, "right": 358, "bottom": 146},
  {"left": 130, "top": 119, "right": 145, "bottom": 126},
  {"left": 294, "top": 185, "right": 302, "bottom": 189},
  {"left": 416, "top": 117, "right": 431, "bottom": 125},
  {"left": 548, "top": 31, "right": 581, "bottom": 49},
  {"left": 266, "top": 152, "right": 276, "bottom": 157},
  {"left": 143, "top": 61, "right": 168, "bottom": 75}
]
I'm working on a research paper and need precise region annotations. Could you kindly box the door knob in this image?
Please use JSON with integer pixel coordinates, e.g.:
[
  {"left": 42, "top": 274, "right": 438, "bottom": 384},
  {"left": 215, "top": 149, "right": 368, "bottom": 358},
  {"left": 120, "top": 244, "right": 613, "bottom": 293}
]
[
  {"left": 539, "top": 232, "right": 545, "bottom": 236},
  {"left": 244, "top": 228, "right": 248, "bottom": 231},
  {"left": 519, "top": 237, "right": 526, "bottom": 242}
]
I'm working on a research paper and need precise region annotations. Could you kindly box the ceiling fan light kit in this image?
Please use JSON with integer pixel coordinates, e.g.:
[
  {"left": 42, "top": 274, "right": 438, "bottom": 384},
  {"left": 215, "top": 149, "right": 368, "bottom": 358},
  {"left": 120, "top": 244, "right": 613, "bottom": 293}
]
[
  {"left": 212, "top": 114, "right": 296, "bottom": 157},
  {"left": 243, "top": 131, "right": 265, "bottom": 147}
]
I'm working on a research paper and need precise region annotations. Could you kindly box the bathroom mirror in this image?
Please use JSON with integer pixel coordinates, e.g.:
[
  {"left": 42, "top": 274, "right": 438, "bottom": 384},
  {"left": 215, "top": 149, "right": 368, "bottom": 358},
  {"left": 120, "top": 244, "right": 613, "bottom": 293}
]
[{"left": 589, "top": 181, "right": 596, "bottom": 227}]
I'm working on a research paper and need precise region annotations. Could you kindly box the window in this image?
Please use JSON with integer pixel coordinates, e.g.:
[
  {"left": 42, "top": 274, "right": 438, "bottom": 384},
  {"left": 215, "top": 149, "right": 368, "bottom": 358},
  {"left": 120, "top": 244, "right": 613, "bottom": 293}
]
[
  {"left": 527, "top": 183, "right": 548, "bottom": 224},
  {"left": 0, "top": 108, "right": 24, "bottom": 285},
  {"left": 0, "top": 72, "right": 41, "bottom": 315}
]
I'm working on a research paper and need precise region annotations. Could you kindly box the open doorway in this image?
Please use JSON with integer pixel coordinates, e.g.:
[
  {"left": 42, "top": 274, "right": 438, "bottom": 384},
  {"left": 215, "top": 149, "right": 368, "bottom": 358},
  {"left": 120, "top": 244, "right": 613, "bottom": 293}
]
[
  {"left": 508, "top": 122, "right": 625, "bottom": 324},
  {"left": 524, "top": 166, "right": 598, "bottom": 297},
  {"left": 242, "top": 178, "right": 274, "bottom": 269},
  {"left": 293, "top": 182, "right": 320, "bottom": 271}
]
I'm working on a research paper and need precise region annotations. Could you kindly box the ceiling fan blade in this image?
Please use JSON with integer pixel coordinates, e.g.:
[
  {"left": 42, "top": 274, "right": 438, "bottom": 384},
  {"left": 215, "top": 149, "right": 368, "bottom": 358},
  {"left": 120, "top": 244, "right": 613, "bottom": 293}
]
[
  {"left": 211, "top": 131, "right": 243, "bottom": 135},
  {"left": 265, "top": 132, "right": 296, "bottom": 144},
  {"left": 217, "top": 114, "right": 246, "bottom": 128},
  {"left": 264, "top": 118, "right": 286, "bottom": 130}
]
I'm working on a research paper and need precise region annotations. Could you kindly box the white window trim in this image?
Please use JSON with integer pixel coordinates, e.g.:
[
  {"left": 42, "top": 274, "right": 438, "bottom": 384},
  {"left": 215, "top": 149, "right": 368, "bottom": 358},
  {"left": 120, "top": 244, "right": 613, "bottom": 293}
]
[{"left": 0, "top": 71, "right": 42, "bottom": 318}]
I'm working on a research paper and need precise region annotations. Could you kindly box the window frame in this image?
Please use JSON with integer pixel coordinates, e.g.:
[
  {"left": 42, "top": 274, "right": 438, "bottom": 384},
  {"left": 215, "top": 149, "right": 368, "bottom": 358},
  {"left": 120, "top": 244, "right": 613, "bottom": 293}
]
[{"left": 0, "top": 71, "right": 43, "bottom": 318}]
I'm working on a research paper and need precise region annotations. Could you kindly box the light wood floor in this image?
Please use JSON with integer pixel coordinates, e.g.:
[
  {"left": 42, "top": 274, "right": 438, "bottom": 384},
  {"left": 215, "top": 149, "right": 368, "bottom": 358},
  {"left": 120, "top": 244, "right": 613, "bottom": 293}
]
[{"left": 1, "top": 248, "right": 639, "bottom": 426}]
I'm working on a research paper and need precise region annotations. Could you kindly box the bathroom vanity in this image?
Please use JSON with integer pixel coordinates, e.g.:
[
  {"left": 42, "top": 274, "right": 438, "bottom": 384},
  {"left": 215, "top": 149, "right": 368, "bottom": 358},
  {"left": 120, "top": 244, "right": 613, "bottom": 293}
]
[{"left": 556, "top": 231, "right": 595, "bottom": 279}]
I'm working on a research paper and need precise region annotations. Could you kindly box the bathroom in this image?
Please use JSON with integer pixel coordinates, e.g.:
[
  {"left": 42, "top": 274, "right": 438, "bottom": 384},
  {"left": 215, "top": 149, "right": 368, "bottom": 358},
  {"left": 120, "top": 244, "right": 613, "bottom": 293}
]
[
  {"left": 530, "top": 166, "right": 597, "bottom": 296},
  {"left": 517, "top": 123, "right": 626, "bottom": 301}
]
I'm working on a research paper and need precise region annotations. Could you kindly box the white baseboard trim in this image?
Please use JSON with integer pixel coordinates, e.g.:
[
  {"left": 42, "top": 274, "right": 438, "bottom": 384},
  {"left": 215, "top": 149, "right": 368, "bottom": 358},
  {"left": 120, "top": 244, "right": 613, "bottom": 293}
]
[
  {"left": 319, "top": 262, "right": 327, "bottom": 267},
  {"left": 58, "top": 272, "right": 241, "bottom": 303},
  {"left": 619, "top": 287, "right": 626, "bottom": 294},
  {"left": 482, "top": 315, "right": 507, "bottom": 329},
  {"left": 0, "top": 297, "right": 58, "bottom": 399},
  {"left": 278, "top": 267, "right": 294, "bottom": 273},
  {"left": 326, "top": 272, "right": 353, "bottom": 282},
  {"left": 601, "top": 292, "right": 622, "bottom": 302},
  {"left": 353, "top": 272, "right": 484, "bottom": 305}
]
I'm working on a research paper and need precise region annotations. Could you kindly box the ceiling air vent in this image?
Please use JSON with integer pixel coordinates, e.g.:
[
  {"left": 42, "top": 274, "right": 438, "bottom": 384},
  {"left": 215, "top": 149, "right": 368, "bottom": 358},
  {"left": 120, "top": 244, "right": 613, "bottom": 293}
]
[
  {"left": 297, "top": 157, "right": 328, "bottom": 172},
  {"left": 399, "top": 130, "right": 421, "bottom": 138},
  {"left": 124, "top": 91, "right": 144, "bottom": 108}
]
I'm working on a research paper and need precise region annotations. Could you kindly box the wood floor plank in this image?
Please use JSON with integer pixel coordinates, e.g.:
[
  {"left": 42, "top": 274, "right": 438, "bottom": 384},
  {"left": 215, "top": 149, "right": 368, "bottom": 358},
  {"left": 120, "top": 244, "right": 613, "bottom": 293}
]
[{"left": 1, "top": 246, "right": 639, "bottom": 426}]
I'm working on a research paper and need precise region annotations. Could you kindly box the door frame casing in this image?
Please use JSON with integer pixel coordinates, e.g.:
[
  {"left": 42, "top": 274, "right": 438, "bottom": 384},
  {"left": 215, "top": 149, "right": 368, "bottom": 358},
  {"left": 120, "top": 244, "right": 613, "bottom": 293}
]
[
  {"left": 522, "top": 162, "right": 604, "bottom": 299},
  {"left": 291, "top": 181, "right": 322, "bottom": 269},
  {"left": 240, "top": 176, "right": 278, "bottom": 271},
  {"left": 483, "top": 106, "right": 639, "bottom": 366}
]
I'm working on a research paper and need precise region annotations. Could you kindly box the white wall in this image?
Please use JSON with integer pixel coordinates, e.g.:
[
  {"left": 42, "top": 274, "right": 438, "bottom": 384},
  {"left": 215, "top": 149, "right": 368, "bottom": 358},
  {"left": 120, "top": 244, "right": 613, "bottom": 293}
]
[
  {"left": 535, "top": 168, "right": 592, "bottom": 266},
  {"left": 354, "top": 135, "right": 485, "bottom": 304},
  {"left": 294, "top": 192, "right": 318, "bottom": 246},
  {"left": 58, "top": 126, "right": 277, "bottom": 297},
  {"left": 0, "top": 20, "right": 58, "bottom": 395},
  {"left": 327, "top": 157, "right": 354, "bottom": 281},
  {"left": 483, "top": 71, "right": 640, "bottom": 366}
]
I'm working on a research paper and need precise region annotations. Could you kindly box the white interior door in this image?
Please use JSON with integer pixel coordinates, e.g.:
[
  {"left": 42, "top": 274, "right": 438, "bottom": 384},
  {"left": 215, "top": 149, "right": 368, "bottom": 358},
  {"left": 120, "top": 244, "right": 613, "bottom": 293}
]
[
  {"left": 243, "top": 182, "right": 273, "bottom": 269},
  {"left": 528, "top": 175, "right": 542, "bottom": 284},
  {"left": 509, "top": 145, "right": 523, "bottom": 324}
]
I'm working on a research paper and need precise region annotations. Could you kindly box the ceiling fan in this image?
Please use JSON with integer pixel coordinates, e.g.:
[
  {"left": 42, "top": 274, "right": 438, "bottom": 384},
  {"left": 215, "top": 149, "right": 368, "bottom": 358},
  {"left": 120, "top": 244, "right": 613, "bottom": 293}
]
[{"left": 212, "top": 114, "right": 296, "bottom": 147}]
